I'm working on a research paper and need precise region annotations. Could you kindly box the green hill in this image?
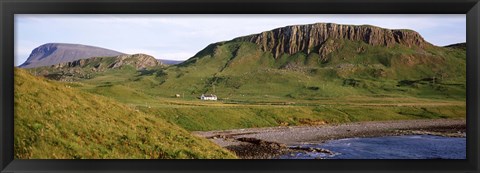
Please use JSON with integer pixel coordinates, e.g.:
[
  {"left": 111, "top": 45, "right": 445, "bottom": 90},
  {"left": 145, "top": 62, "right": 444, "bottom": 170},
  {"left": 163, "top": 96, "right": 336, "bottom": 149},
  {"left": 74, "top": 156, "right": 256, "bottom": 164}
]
[
  {"left": 23, "top": 23, "right": 466, "bottom": 132},
  {"left": 14, "top": 68, "right": 236, "bottom": 159},
  {"left": 32, "top": 53, "right": 163, "bottom": 82},
  {"left": 29, "top": 23, "right": 466, "bottom": 102},
  {"left": 158, "top": 39, "right": 465, "bottom": 101}
]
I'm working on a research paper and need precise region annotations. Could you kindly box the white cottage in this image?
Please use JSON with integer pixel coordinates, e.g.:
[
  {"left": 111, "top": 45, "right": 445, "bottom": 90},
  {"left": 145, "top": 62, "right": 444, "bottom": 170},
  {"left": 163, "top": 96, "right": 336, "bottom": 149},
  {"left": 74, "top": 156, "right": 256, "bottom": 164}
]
[{"left": 200, "top": 94, "right": 217, "bottom": 101}]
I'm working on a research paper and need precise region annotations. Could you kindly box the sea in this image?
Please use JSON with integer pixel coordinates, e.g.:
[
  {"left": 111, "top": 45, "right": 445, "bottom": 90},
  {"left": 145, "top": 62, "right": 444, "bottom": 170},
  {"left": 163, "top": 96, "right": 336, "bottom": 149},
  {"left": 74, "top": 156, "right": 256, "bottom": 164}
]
[{"left": 280, "top": 135, "right": 466, "bottom": 159}]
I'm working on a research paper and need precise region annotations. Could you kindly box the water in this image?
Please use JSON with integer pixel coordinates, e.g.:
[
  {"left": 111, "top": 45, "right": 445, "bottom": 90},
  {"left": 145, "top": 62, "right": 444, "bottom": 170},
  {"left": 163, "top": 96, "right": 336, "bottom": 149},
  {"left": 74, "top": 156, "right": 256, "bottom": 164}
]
[{"left": 280, "top": 135, "right": 466, "bottom": 159}]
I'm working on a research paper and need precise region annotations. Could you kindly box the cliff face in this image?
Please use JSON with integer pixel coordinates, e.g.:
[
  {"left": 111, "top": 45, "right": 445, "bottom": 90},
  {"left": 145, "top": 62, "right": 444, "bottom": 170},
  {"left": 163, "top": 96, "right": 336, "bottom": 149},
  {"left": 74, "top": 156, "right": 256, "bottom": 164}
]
[
  {"left": 52, "top": 54, "right": 162, "bottom": 70},
  {"left": 233, "top": 23, "right": 430, "bottom": 58},
  {"left": 39, "top": 54, "right": 162, "bottom": 81},
  {"left": 109, "top": 54, "right": 162, "bottom": 69}
]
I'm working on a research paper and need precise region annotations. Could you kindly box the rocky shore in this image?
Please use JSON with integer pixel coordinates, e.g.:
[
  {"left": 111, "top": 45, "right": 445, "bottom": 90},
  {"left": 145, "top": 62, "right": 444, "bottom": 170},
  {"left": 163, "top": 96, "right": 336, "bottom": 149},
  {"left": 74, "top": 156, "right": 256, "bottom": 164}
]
[{"left": 193, "top": 119, "right": 466, "bottom": 159}]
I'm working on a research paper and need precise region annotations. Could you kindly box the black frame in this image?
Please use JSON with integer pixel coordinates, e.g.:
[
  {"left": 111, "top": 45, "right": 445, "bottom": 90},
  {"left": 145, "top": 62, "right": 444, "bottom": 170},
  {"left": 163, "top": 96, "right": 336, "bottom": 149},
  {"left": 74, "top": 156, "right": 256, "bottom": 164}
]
[{"left": 1, "top": 0, "right": 479, "bottom": 172}]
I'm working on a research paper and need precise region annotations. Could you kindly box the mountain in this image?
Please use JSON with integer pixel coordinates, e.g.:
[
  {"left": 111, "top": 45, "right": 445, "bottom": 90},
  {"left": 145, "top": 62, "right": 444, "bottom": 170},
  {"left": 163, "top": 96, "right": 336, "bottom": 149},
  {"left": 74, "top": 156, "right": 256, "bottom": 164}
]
[
  {"left": 19, "top": 43, "right": 125, "bottom": 68},
  {"left": 162, "top": 23, "right": 465, "bottom": 99},
  {"left": 444, "top": 42, "right": 466, "bottom": 50},
  {"left": 13, "top": 68, "right": 236, "bottom": 159},
  {"left": 51, "top": 53, "right": 161, "bottom": 70},
  {"left": 17, "top": 22, "right": 466, "bottom": 135},
  {"left": 233, "top": 23, "right": 429, "bottom": 58},
  {"left": 29, "top": 23, "right": 466, "bottom": 101},
  {"left": 33, "top": 54, "right": 162, "bottom": 81},
  {"left": 183, "top": 23, "right": 430, "bottom": 65},
  {"left": 157, "top": 59, "right": 184, "bottom": 65}
]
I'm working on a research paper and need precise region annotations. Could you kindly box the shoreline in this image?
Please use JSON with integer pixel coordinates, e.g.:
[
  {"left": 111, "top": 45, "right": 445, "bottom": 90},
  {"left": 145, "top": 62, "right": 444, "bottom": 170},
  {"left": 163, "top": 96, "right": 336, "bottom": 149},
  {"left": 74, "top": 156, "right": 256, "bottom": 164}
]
[{"left": 193, "top": 119, "right": 466, "bottom": 159}]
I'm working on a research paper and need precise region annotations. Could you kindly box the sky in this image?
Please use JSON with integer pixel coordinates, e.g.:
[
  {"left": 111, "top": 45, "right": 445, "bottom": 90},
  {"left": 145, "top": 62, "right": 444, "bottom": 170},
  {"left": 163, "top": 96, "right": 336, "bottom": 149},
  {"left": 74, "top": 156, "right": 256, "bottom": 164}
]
[{"left": 14, "top": 14, "right": 466, "bottom": 66}]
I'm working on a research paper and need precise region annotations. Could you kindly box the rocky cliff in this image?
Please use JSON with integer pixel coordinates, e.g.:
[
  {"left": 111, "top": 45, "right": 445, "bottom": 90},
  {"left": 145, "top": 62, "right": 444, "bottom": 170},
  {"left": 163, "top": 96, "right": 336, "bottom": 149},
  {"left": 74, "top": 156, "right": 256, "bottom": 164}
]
[
  {"left": 232, "top": 23, "right": 430, "bottom": 58},
  {"left": 51, "top": 53, "right": 162, "bottom": 70},
  {"left": 37, "top": 54, "right": 162, "bottom": 81}
]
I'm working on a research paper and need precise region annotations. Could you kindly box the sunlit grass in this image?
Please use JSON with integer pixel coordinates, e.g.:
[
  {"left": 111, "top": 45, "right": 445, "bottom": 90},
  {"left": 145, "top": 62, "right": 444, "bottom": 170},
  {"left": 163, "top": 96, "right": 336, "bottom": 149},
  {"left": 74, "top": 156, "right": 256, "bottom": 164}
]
[{"left": 14, "top": 68, "right": 236, "bottom": 159}]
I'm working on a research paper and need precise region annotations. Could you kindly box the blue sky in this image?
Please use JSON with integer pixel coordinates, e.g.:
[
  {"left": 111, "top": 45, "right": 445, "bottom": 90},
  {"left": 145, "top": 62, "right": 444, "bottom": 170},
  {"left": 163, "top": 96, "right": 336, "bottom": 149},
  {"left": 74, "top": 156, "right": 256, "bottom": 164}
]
[{"left": 15, "top": 14, "right": 465, "bottom": 66}]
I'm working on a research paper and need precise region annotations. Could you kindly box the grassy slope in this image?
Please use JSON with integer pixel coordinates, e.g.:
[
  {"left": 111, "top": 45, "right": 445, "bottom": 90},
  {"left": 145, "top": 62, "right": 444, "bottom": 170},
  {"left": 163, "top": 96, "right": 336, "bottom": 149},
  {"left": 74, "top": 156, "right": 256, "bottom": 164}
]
[
  {"left": 14, "top": 68, "right": 236, "bottom": 159},
  {"left": 138, "top": 102, "right": 465, "bottom": 131},
  {"left": 47, "top": 40, "right": 465, "bottom": 102},
  {"left": 44, "top": 41, "right": 465, "bottom": 131},
  {"left": 28, "top": 39, "right": 466, "bottom": 132},
  {"left": 152, "top": 40, "right": 466, "bottom": 101}
]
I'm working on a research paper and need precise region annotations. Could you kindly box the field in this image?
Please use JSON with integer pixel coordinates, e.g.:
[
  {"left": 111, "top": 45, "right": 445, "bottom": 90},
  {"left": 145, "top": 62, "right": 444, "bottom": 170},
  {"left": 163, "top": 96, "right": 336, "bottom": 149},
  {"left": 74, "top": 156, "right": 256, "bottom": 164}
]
[{"left": 56, "top": 63, "right": 465, "bottom": 131}]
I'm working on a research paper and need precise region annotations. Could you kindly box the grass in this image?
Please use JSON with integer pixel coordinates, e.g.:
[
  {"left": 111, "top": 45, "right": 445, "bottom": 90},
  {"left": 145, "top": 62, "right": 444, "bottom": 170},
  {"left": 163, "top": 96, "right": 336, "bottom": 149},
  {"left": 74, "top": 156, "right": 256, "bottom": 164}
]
[
  {"left": 17, "top": 36, "right": 467, "bottom": 159},
  {"left": 14, "top": 68, "right": 236, "bottom": 159},
  {"left": 34, "top": 39, "right": 465, "bottom": 103},
  {"left": 135, "top": 97, "right": 465, "bottom": 131},
  {"left": 26, "top": 39, "right": 465, "bottom": 133}
]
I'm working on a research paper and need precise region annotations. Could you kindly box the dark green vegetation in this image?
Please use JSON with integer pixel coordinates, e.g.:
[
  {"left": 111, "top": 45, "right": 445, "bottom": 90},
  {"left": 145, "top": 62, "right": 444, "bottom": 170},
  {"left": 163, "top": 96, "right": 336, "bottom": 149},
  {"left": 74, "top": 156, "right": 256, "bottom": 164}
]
[
  {"left": 14, "top": 68, "right": 236, "bottom": 159},
  {"left": 16, "top": 23, "right": 467, "bottom": 158}
]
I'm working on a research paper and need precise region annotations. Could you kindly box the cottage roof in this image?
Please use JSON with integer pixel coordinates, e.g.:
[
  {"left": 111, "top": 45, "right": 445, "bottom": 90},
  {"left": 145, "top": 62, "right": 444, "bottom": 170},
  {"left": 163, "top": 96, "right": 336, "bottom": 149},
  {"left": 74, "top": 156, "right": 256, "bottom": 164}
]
[{"left": 202, "top": 94, "right": 217, "bottom": 97}]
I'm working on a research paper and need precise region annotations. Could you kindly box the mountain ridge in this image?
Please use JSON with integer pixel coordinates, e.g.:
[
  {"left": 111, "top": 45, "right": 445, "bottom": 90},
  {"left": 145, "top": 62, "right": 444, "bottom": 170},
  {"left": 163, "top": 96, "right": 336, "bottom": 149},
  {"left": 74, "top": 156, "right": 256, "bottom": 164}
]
[
  {"left": 21, "top": 43, "right": 186, "bottom": 68},
  {"left": 20, "top": 43, "right": 126, "bottom": 68},
  {"left": 163, "top": 22, "right": 465, "bottom": 100},
  {"left": 235, "top": 23, "right": 429, "bottom": 58},
  {"left": 25, "top": 23, "right": 466, "bottom": 101},
  {"left": 444, "top": 42, "right": 466, "bottom": 50},
  {"left": 190, "top": 23, "right": 430, "bottom": 61},
  {"left": 34, "top": 53, "right": 163, "bottom": 82},
  {"left": 51, "top": 53, "right": 162, "bottom": 70}
]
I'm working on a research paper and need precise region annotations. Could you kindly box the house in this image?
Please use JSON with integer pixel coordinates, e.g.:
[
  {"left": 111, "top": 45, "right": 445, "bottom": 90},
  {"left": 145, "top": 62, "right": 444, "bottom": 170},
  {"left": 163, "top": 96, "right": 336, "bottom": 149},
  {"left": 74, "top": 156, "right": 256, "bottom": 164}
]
[{"left": 200, "top": 94, "right": 217, "bottom": 101}]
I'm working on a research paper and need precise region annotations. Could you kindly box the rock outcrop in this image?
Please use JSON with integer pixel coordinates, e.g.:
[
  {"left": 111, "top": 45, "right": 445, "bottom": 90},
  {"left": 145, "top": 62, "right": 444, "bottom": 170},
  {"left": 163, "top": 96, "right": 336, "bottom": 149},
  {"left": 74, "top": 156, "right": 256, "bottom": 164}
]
[
  {"left": 233, "top": 23, "right": 430, "bottom": 58},
  {"left": 109, "top": 54, "right": 162, "bottom": 69},
  {"left": 52, "top": 53, "right": 162, "bottom": 70},
  {"left": 39, "top": 54, "right": 162, "bottom": 81}
]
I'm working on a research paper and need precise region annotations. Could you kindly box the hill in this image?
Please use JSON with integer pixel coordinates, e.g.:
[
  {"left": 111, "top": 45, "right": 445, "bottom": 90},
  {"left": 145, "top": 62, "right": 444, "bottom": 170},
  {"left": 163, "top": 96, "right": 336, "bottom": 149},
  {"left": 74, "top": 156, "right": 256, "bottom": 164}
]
[
  {"left": 158, "top": 59, "right": 184, "bottom": 65},
  {"left": 444, "top": 42, "right": 466, "bottom": 50},
  {"left": 32, "top": 53, "right": 163, "bottom": 82},
  {"left": 14, "top": 68, "right": 236, "bottom": 159},
  {"left": 158, "top": 23, "right": 465, "bottom": 101},
  {"left": 19, "top": 43, "right": 125, "bottom": 68},
  {"left": 24, "top": 23, "right": 466, "bottom": 132}
]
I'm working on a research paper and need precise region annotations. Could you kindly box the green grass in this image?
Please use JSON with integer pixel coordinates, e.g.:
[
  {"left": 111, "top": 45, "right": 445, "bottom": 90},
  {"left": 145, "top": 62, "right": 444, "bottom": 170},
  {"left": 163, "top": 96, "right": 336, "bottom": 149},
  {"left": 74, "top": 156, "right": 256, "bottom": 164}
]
[
  {"left": 24, "top": 38, "right": 466, "bottom": 133},
  {"left": 14, "top": 27, "right": 468, "bottom": 161},
  {"left": 14, "top": 68, "right": 236, "bottom": 159},
  {"left": 135, "top": 97, "right": 465, "bottom": 131},
  {"left": 24, "top": 38, "right": 465, "bottom": 133},
  {"left": 36, "top": 39, "right": 465, "bottom": 104}
]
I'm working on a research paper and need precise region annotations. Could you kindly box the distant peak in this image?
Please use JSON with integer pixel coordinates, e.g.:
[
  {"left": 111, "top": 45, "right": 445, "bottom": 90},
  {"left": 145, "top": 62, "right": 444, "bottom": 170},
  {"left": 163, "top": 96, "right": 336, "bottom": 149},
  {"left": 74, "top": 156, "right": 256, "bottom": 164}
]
[
  {"left": 444, "top": 42, "right": 466, "bottom": 50},
  {"left": 20, "top": 43, "right": 125, "bottom": 68}
]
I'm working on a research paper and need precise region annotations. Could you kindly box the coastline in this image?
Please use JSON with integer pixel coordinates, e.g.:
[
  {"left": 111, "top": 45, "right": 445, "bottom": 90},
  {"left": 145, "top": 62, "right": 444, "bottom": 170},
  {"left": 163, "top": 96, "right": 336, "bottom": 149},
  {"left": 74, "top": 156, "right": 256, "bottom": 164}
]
[{"left": 193, "top": 119, "right": 466, "bottom": 159}]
